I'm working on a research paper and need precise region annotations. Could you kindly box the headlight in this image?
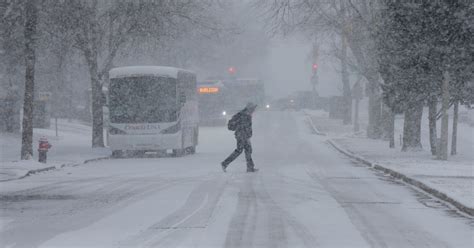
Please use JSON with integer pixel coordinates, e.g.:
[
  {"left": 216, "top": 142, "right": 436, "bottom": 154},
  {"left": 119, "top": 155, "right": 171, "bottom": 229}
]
[
  {"left": 222, "top": 111, "right": 227, "bottom": 116},
  {"left": 266, "top": 104, "right": 270, "bottom": 109}
]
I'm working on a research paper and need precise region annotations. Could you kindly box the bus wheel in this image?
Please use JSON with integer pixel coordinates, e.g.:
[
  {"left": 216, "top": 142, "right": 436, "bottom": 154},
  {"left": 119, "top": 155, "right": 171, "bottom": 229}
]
[
  {"left": 133, "top": 150, "right": 146, "bottom": 157},
  {"left": 186, "top": 146, "right": 196, "bottom": 154},
  {"left": 112, "top": 150, "right": 123, "bottom": 158},
  {"left": 172, "top": 149, "right": 184, "bottom": 157}
]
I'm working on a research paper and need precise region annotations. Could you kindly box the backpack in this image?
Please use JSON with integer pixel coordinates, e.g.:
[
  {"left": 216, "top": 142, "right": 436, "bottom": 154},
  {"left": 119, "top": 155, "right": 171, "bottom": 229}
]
[{"left": 227, "top": 113, "right": 241, "bottom": 131}]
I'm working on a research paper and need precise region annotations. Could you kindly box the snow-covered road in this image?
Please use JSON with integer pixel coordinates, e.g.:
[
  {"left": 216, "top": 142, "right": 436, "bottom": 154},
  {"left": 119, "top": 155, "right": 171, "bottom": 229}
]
[{"left": 1, "top": 112, "right": 472, "bottom": 247}]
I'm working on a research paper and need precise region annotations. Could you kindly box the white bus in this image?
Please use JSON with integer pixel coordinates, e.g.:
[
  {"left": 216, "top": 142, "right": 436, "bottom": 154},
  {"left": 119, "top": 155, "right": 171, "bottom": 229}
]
[{"left": 107, "top": 66, "right": 198, "bottom": 157}]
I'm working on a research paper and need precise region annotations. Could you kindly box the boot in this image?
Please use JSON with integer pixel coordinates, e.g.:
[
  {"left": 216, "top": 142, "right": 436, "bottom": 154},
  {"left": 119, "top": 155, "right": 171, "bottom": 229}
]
[
  {"left": 221, "top": 162, "right": 227, "bottom": 172},
  {"left": 247, "top": 167, "right": 259, "bottom": 172}
]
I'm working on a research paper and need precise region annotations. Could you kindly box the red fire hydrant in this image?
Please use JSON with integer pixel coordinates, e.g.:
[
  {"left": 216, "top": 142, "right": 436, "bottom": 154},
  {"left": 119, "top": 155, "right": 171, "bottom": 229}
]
[{"left": 38, "top": 137, "right": 52, "bottom": 163}]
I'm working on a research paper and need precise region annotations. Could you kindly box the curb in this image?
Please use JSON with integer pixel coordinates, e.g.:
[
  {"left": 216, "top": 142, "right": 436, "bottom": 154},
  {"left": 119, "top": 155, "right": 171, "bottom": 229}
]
[
  {"left": 303, "top": 113, "right": 474, "bottom": 217},
  {"left": 23, "top": 166, "right": 57, "bottom": 177},
  {"left": 73, "top": 156, "right": 111, "bottom": 166},
  {"left": 2, "top": 156, "right": 111, "bottom": 182},
  {"left": 326, "top": 138, "right": 474, "bottom": 217},
  {"left": 302, "top": 111, "right": 326, "bottom": 136}
]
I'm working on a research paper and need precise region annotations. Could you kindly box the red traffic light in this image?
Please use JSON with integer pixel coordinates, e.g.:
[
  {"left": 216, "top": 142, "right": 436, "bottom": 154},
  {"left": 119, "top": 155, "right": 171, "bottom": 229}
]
[
  {"left": 312, "top": 64, "right": 318, "bottom": 71},
  {"left": 228, "top": 66, "right": 236, "bottom": 75}
]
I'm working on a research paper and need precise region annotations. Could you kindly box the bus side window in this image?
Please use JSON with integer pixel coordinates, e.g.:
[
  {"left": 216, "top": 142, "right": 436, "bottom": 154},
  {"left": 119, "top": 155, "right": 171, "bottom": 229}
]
[
  {"left": 179, "top": 91, "right": 186, "bottom": 104},
  {"left": 189, "top": 75, "right": 197, "bottom": 101},
  {"left": 177, "top": 72, "right": 197, "bottom": 103},
  {"left": 185, "top": 74, "right": 196, "bottom": 101}
]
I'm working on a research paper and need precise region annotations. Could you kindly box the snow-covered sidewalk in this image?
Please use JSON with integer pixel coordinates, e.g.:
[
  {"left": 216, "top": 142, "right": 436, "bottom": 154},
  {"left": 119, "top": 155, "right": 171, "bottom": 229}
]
[
  {"left": 0, "top": 119, "right": 110, "bottom": 181},
  {"left": 305, "top": 110, "right": 474, "bottom": 215}
]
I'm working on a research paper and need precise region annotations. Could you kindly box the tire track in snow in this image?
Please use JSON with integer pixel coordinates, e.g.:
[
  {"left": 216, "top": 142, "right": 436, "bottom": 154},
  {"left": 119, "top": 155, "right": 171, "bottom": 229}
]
[
  {"left": 224, "top": 173, "right": 318, "bottom": 248},
  {"left": 0, "top": 177, "right": 192, "bottom": 248},
  {"left": 256, "top": 173, "right": 319, "bottom": 248},
  {"left": 306, "top": 170, "right": 451, "bottom": 248},
  {"left": 224, "top": 175, "right": 259, "bottom": 248},
  {"left": 120, "top": 176, "right": 227, "bottom": 247}
]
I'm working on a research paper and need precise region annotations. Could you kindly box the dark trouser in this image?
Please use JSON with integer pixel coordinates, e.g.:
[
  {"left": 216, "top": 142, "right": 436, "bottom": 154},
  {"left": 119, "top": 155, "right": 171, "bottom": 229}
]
[{"left": 222, "top": 138, "right": 254, "bottom": 169}]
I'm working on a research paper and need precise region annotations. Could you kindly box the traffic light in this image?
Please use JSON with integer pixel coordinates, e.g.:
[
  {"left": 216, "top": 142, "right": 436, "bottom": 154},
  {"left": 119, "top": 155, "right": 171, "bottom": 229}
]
[
  {"left": 312, "top": 63, "right": 318, "bottom": 72},
  {"left": 228, "top": 66, "right": 236, "bottom": 75}
]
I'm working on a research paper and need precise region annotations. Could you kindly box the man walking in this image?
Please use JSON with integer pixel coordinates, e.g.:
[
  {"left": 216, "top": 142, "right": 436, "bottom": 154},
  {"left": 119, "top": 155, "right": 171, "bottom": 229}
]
[{"left": 221, "top": 103, "right": 258, "bottom": 172}]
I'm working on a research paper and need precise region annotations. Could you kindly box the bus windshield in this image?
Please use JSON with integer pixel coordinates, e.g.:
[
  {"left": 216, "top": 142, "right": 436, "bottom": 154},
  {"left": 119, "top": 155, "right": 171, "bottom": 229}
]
[
  {"left": 109, "top": 76, "right": 177, "bottom": 123},
  {"left": 199, "top": 92, "right": 224, "bottom": 117}
]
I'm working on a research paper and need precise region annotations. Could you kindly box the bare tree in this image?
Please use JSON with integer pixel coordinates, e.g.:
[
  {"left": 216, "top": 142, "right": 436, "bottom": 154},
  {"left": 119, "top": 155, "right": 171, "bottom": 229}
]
[
  {"left": 340, "top": 2, "right": 352, "bottom": 125},
  {"left": 261, "top": 0, "right": 383, "bottom": 136},
  {"left": 47, "top": 0, "right": 218, "bottom": 147},
  {"left": 428, "top": 96, "right": 438, "bottom": 155},
  {"left": 1, "top": 0, "right": 24, "bottom": 134},
  {"left": 437, "top": 71, "right": 450, "bottom": 160}
]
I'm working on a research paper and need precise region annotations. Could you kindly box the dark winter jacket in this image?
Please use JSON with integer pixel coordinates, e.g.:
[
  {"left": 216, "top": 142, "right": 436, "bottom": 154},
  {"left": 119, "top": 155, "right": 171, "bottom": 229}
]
[{"left": 234, "top": 111, "right": 252, "bottom": 139}]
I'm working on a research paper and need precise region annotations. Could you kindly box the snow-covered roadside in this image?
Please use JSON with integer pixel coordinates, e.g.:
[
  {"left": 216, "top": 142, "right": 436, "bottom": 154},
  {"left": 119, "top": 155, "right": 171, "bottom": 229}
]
[
  {"left": 0, "top": 119, "right": 110, "bottom": 181},
  {"left": 304, "top": 110, "right": 474, "bottom": 215}
]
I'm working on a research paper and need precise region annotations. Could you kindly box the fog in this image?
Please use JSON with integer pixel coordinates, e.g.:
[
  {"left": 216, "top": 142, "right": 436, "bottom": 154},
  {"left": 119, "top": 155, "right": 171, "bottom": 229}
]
[
  {"left": 261, "top": 36, "right": 346, "bottom": 98},
  {"left": 1, "top": 1, "right": 473, "bottom": 247},
  {"left": 262, "top": 36, "right": 311, "bottom": 98}
]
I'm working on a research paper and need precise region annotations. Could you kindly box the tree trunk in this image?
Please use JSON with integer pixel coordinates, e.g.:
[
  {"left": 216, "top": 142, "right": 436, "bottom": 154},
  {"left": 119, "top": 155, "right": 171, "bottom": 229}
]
[
  {"left": 367, "top": 87, "right": 383, "bottom": 139},
  {"left": 83, "top": 5, "right": 104, "bottom": 148},
  {"left": 344, "top": 26, "right": 382, "bottom": 139},
  {"left": 87, "top": 54, "right": 105, "bottom": 148},
  {"left": 437, "top": 71, "right": 450, "bottom": 160},
  {"left": 451, "top": 99, "right": 458, "bottom": 155},
  {"left": 402, "top": 102, "right": 423, "bottom": 151},
  {"left": 83, "top": 46, "right": 104, "bottom": 147},
  {"left": 381, "top": 104, "right": 393, "bottom": 140},
  {"left": 428, "top": 97, "right": 437, "bottom": 155},
  {"left": 20, "top": 0, "right": 38, "bottom": 160},
  {"left": 354, "top": 98, "right": 360, "bottom": 132},
  {"left": 389, "top": 109, "right": 395, "bottom": 148},
  {"left": 341, "top": 36, "right": 352, "bottom": 125}
]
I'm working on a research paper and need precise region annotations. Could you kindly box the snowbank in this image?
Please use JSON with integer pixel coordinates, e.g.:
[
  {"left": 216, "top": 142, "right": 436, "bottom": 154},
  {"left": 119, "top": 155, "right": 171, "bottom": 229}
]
[
  {"left": 0, "top": 160, "right": 56, "bottom": 181},
  {"left": 0, "top": 119, "right": 110, "bottom": 181},
  {"left": 305, "top": 110, "right": 474, "bottom": 213}
]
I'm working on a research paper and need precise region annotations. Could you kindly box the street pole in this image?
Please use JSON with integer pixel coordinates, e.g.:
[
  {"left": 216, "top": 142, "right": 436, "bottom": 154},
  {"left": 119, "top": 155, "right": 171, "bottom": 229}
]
[
  {"left": 311, "top": 72, "right": 318, "bottom": 109},
  {"left": 352, "top": 79, "right": 363, "bottom": 132},
  {"left": 311, "top": 39, "right": 319, "bottom": 109},
  {"left": 354, "top": 99, "right": 360, "bottom": 132}
]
